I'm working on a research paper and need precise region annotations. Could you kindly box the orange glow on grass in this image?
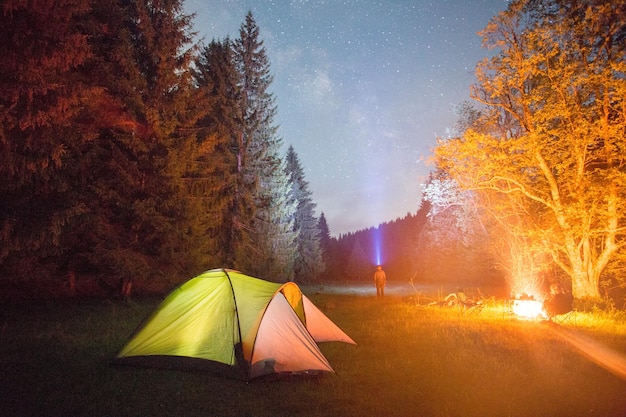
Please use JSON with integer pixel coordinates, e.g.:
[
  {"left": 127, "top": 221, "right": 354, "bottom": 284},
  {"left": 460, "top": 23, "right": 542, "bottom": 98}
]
[{"left": 552, "top": 327, "right": 626, "bottom": 381}]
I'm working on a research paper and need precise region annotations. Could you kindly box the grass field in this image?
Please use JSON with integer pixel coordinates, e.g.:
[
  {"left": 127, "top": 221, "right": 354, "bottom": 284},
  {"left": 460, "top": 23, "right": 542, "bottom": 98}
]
[{"left": 1, "top": 287, "right": 626, "bottom": 417}]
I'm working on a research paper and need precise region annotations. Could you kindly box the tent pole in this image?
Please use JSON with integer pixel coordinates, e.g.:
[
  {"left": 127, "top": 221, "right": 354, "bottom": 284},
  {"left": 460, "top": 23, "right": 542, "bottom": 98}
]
[{"left": 223, "top": 269, "right": 247, "bottom": 380}]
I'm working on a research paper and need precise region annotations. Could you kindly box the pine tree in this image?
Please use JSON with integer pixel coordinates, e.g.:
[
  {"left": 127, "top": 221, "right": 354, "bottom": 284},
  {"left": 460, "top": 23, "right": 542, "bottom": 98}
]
[
  {"left": 233, "top": 12, "right": 295, "bottom": 280},
  {"left": 346, "top": 235, "right": 369, "bottom": 282},
  {"left": 317, "top": 213, "right": 339, "bottom": 281},
  {"left": 192, "top": 38, "right": 244, "bottom": 267},
  {"left": 79, "top": 0, "right": 199, "bottom": 295},
  {"left": 0, "top": 0, "right": 95, "bottom": 288},
  {"left": 285, "top": 146, "right": 325, "bottom": 283},
  {"left": 258, "top": 155, "right": 297, "bottom": 281}
]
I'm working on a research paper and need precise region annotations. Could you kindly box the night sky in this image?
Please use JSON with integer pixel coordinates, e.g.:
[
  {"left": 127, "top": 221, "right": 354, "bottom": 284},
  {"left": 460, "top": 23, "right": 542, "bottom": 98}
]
[{"left": 184, "top": 0, "right": 509, "bottom": 236}]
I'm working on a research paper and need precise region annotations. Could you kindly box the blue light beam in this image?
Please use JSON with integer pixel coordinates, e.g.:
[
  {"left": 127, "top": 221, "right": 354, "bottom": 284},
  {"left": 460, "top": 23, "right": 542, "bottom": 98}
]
[{"left": 373, "top": 227, "right": 382, "bottom": 266}]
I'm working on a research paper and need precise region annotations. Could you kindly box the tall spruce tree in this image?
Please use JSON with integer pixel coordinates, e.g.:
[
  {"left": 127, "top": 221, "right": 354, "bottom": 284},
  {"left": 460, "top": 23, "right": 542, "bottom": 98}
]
[
  {"left": 233, "top": 12, "right": 295, "bottom": 280},
  {"left": 285, "top": 146, "right": 325, "bottom": 282},
  {"left": 259, "top": 154, "right": 297, "bottom": 281},
  {"left": 346, "top": 235, "right": 369, "bottom": 282},
  {"left": 0, "top": 0, "right": 96, "bottom": 290},
  {"left": 193, "top": 38, "right": 249, "bottom": 268},
  {"left": 81, "top": 0, "right": 198, "bottom": 295},
  {"left": 317, "top": 212, "right": 345, "bottom": 281}
]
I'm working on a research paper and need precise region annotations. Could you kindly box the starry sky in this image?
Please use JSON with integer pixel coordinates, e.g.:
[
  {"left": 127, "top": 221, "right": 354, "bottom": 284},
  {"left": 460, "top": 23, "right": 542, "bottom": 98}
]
[{"left": 184, "top": 0, "right": 509, "bottom": 236}]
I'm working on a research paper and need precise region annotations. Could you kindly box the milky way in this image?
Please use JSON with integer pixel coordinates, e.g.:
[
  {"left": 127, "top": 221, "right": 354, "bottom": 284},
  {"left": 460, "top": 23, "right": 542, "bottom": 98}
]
[{"left": 185, "top": 0, "right": 509, "bottom": 236}]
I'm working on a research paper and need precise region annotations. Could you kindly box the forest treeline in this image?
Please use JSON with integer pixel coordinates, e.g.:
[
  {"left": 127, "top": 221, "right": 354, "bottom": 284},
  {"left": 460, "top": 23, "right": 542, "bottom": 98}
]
[
  {"left": 1, "top": 2, "right": 331, "bottom": 298},
  {"left": 2, "top": 1, "right": 441, "bottom": 299},
  {"left": 2, "top": 0, "right": 625, "bottom": 303}
]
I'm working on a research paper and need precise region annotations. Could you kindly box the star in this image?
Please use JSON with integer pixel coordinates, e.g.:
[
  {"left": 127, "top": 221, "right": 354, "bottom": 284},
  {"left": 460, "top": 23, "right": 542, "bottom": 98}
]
[{"left": 185, "top": 0, "right": 509, "bottom": 235}]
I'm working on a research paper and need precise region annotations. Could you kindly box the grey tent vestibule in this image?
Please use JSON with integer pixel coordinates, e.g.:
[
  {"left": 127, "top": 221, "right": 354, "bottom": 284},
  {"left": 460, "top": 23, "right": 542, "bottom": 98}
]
[{"left": 114, "top": 268, "right": 356, "bottom": 380}]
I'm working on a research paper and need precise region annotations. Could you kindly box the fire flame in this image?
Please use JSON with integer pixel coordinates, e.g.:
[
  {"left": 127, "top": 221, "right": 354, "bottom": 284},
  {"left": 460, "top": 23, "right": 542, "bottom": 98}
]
[{"left": 512, "top": 298, "right": 546, "bottom": 319}]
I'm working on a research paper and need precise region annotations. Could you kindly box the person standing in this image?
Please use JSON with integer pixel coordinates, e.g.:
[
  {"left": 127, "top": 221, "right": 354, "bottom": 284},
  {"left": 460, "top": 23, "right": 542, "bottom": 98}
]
[
  {"left": 374, "top": 265, "right": 387, "bottom": 298},
  {"left": 543, "top": 283, "right": 573, "bottom": 320}
]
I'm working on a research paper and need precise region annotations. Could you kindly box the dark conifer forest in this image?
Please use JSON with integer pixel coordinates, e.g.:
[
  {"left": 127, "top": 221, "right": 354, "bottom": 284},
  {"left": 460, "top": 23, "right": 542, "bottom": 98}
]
[{"left": 4, "top": 2, "right": 474, "bottom": 298}]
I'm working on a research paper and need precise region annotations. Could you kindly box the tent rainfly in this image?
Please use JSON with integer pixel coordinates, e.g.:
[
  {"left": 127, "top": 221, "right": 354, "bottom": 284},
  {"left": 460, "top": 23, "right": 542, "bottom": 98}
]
[{"left": 114, "top": 269, "right": 356, "bottom": 380}]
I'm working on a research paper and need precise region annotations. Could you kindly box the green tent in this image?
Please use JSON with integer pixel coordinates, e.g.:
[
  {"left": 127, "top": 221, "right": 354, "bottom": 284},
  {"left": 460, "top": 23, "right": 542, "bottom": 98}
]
[{"left": 114, "top": 269, "right": 355, "bottom": 380}]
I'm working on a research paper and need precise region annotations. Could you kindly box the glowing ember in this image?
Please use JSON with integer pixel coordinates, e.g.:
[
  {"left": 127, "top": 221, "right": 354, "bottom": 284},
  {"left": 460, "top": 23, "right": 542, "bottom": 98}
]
[{"left": 512, "top": 298, "right": 546, "bottom": 319}]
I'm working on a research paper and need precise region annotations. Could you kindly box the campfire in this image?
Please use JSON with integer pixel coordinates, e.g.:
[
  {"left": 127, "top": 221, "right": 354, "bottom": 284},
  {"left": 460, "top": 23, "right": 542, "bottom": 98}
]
[{"left": 511, "top": 293, "right": 546, "bottom": 320}]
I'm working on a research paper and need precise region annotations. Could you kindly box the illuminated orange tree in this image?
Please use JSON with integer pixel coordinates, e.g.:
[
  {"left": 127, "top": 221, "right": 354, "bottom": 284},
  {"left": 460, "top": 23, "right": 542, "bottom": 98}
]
[{"left": 434, "top": 0, "right": 626, "bottom": 298}]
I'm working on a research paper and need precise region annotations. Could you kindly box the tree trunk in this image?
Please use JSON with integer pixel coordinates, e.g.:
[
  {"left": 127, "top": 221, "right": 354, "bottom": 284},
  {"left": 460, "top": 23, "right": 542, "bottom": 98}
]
[
  {"left": 67, "top": 270, "right": 76, "bottom": 296},
  {"left": 571, "top": 268, "right": 598, "bottom": 299},
  {"left": 120, "top": 279, "right": 133, "bottom": 300}
]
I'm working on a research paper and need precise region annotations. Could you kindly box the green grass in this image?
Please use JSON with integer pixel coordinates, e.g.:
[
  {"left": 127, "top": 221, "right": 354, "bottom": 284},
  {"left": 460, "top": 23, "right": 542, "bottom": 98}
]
[{"left": 1, "top": 293, "right": 626, "bottom": 417}]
